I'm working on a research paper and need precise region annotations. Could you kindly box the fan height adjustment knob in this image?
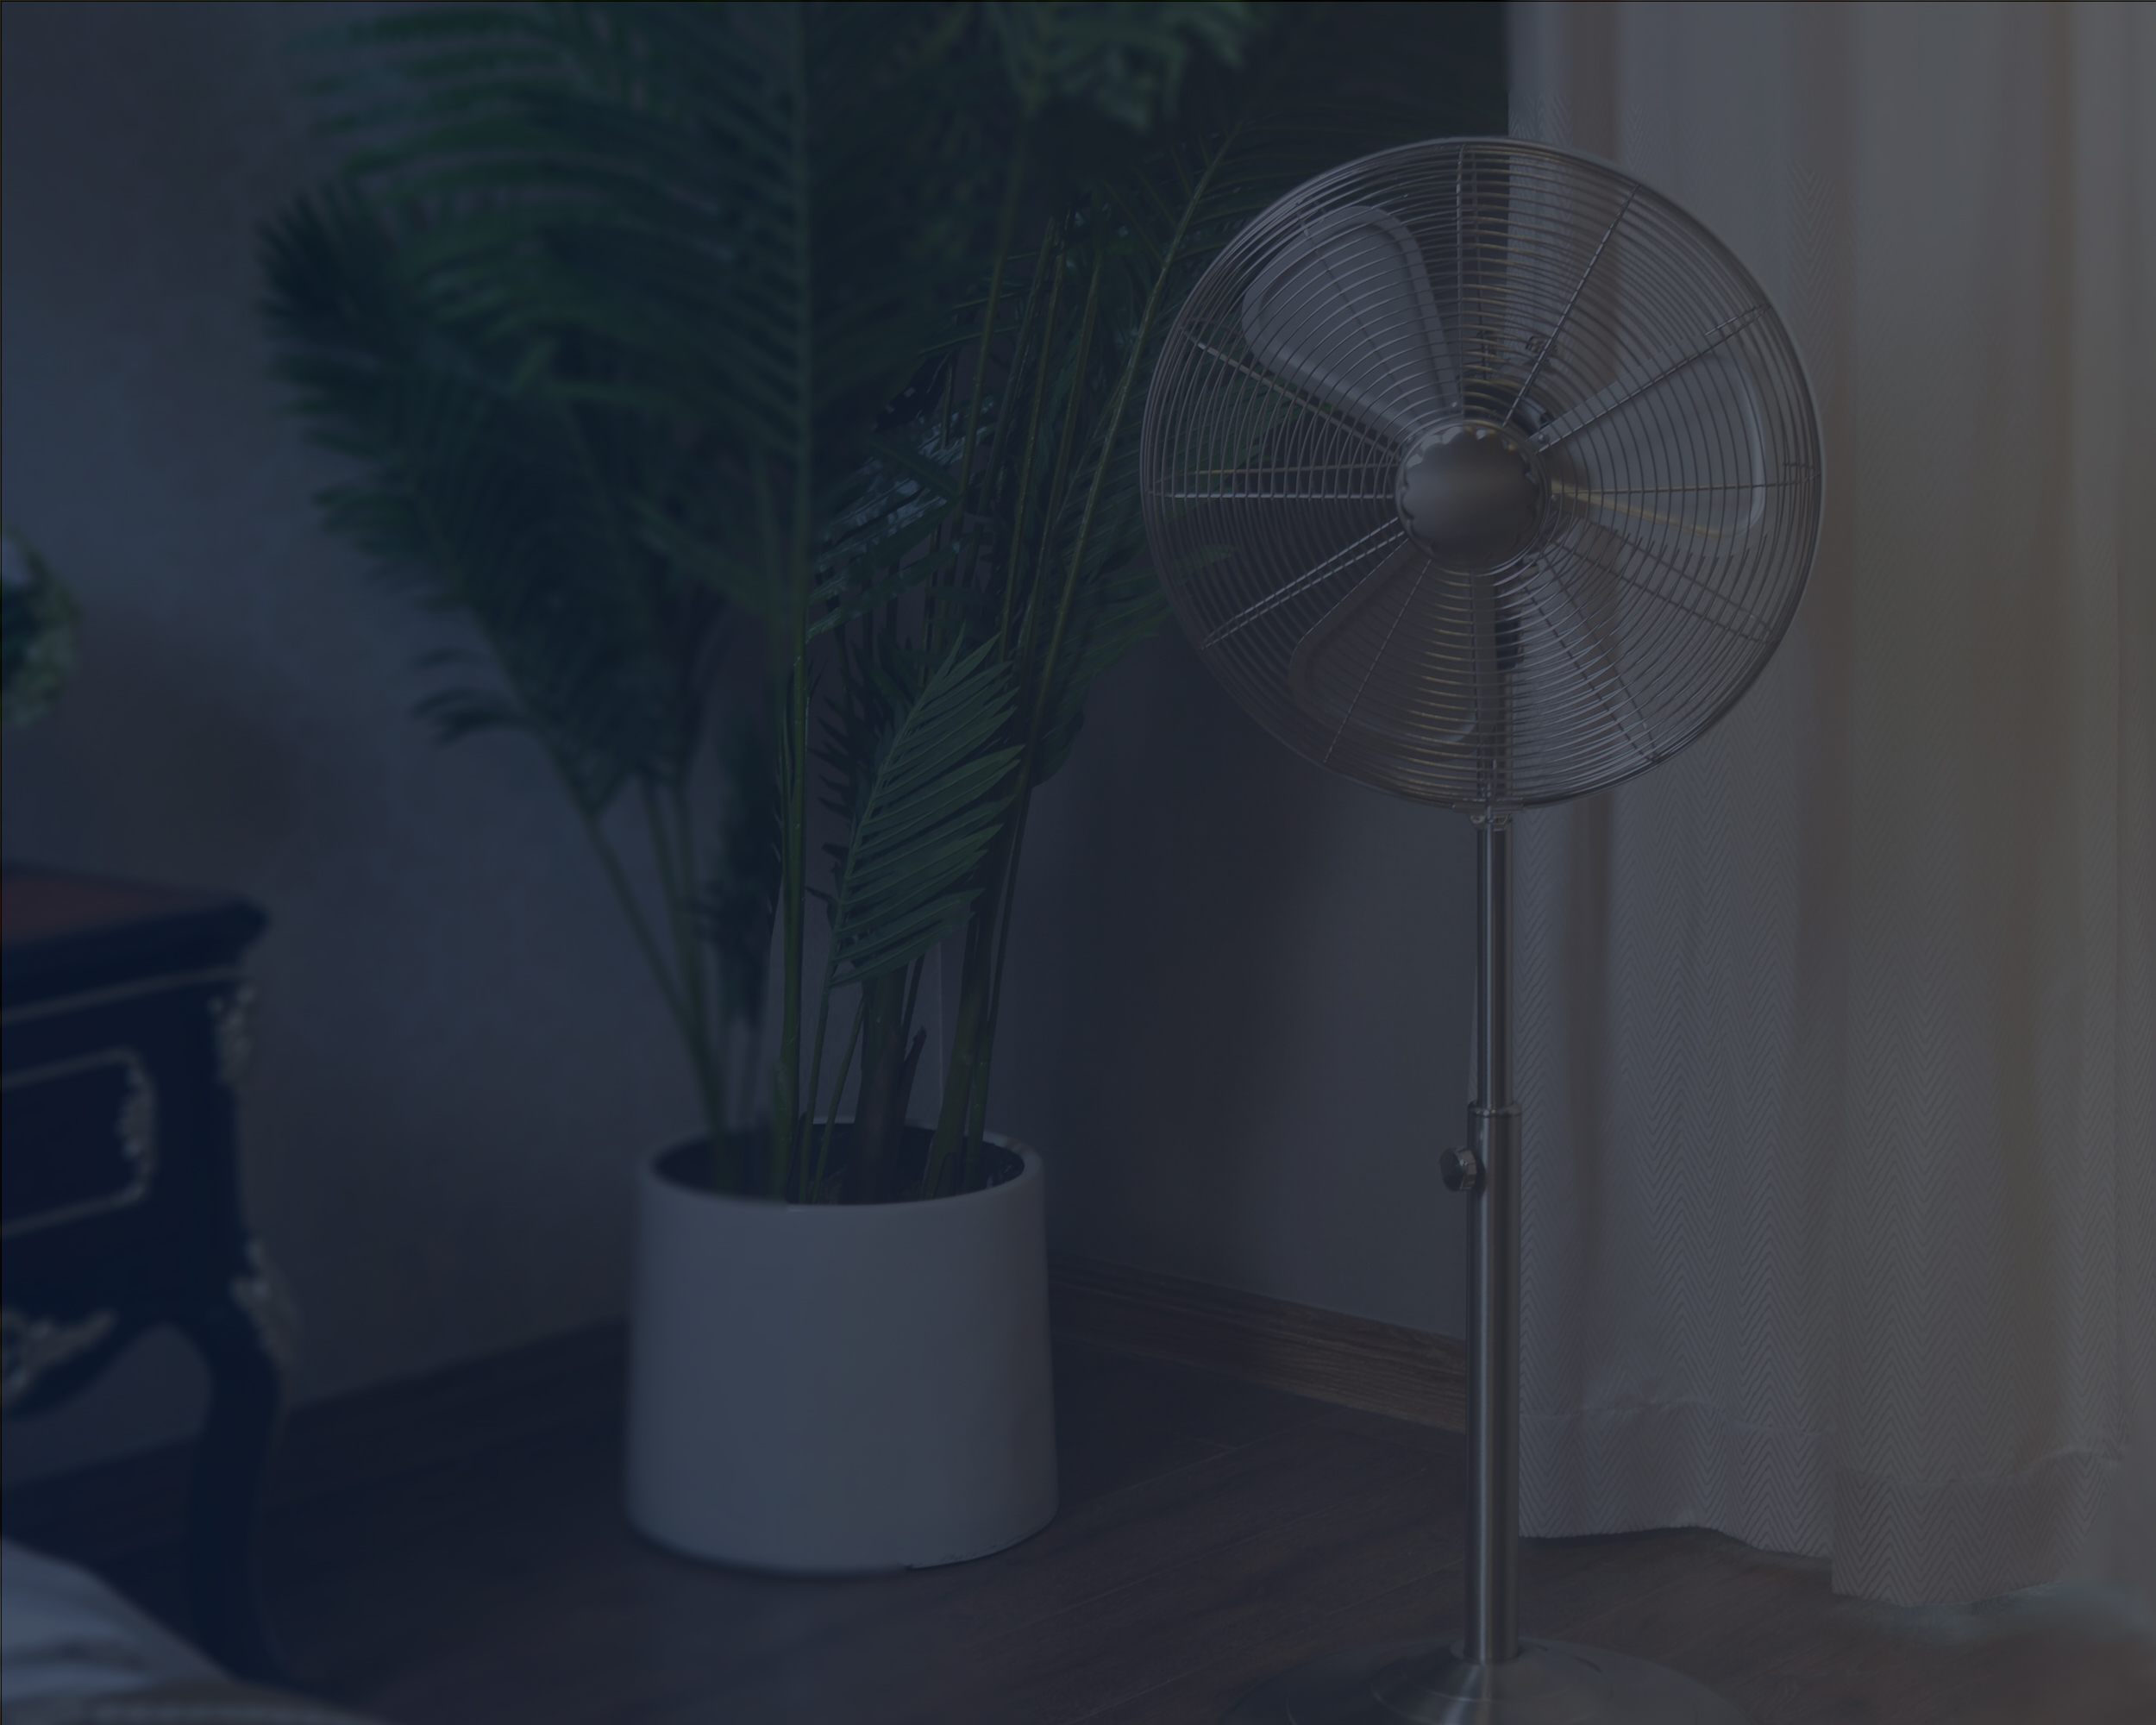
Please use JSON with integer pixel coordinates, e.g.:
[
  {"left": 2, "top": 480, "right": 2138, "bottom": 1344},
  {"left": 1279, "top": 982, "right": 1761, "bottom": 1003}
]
[
  {"left": 1440, "top": 1146, "right": 1482, "bottom": 1193},
  {"left": 1396, "top": 424, "right": 1542, "bottom": 570}
]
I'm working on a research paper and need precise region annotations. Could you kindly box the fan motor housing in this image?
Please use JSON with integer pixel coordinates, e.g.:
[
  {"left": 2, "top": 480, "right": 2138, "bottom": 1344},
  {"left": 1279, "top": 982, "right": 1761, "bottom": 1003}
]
[{"left": 1395, "top": 423, "right": 1544, "bottom": 571}]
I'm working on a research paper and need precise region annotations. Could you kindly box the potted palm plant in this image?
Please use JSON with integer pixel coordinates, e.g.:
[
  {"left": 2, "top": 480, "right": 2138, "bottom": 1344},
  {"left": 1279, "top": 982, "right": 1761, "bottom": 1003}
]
[{"left": 262, "top": 0, "right": 1501, "bottom": 1571}]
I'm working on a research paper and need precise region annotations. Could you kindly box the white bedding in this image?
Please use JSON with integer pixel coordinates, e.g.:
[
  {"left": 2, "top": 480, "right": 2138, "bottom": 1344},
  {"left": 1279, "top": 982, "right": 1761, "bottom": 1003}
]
[
  {"left": 2, "top": 1540, "right": 222, "bottom": 1712},
  {"left": 1, "top": 1540, "right": 381, "bottom": 1725}
]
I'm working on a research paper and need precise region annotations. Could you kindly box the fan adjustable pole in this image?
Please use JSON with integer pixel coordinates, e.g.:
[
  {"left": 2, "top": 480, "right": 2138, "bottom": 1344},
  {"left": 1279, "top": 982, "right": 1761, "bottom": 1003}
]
[
  {"left": 1463, "top": 581, "right": 1522, "bottom": 1669},
  {"left": 1224, "top": 802, "right": 1751, "bottom": 1722},
  {"left": 1465, "top": 809, "right": 1521, "bottom": 1668},
  {"left": 1221, "top": 811, "right": 1749, "bottom": 1722}
]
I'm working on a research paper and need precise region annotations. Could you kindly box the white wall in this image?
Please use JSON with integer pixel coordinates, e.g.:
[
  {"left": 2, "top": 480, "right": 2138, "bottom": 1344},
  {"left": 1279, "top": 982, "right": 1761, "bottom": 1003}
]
[
  {"left": 1004, "top": 639, "right": 1476, "bottom": 1332},
  {"left": 2, "top": 0, "right": 1476, "bottom": 1485}
]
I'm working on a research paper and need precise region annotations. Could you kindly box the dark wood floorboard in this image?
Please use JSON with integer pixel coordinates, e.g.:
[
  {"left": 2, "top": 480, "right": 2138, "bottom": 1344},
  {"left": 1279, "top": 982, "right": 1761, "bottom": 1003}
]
[{"left": 11, "top": 1337, "right": 2153, "bottom": 1723}]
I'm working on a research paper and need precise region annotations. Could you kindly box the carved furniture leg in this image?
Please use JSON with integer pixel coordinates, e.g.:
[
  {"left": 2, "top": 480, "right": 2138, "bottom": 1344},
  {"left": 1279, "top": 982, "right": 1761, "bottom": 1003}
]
[{"left": 176, "top": 1276, "right": 287, "bottom": 1683}]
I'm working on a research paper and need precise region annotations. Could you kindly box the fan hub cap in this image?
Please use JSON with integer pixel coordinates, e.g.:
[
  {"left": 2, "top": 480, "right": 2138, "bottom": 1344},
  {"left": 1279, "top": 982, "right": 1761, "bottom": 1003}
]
[{"left": 1395, "top": 424, "right": 1543, "bottom": 570}]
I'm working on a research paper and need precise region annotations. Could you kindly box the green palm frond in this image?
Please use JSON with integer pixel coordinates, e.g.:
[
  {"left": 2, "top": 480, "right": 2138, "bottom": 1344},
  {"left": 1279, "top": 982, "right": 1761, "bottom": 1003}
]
[
  {"left": 822, "top": 642, "right": 1019, "bottom": 990},
  {"left": 705, "top": 714, "right": 784, "bottom": 1032},
  {"left": 1028, "top": 559, "right": 1167, "bottom": 785},
  {"left": 314, "top": 3, "right": 996, "bottom": 579},
  {"left": 989, "top": 1, "right": 1263, "bottom": 129},
  {"left": 260, "top": 184, "right": 701, "bottom": 814}
]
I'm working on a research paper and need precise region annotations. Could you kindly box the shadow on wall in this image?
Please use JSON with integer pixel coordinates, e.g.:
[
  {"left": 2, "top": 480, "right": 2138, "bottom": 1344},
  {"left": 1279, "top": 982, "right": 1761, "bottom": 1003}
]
[
  {"left": 997, "top": 624, "right": 1478, "bottom": 1339},
  {"left": 1018, "top": 627, "right": 1327, "bottom": 1249},
  {"left": 3, "top": 608, "right": 310, "bottom": 881}
]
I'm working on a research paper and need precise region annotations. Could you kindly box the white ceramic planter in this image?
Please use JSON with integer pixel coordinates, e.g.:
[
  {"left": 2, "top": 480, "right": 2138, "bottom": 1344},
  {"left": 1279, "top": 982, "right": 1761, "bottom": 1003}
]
[{"left": 624, "top": 1135, "right": 1057, "bottom": 1572}]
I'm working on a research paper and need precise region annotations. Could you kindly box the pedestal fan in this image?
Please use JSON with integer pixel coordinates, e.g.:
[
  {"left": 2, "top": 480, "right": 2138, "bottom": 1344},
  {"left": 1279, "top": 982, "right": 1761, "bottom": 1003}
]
[{"left": 1140, "top": 138, "right": 1822, "bottom": 1723}]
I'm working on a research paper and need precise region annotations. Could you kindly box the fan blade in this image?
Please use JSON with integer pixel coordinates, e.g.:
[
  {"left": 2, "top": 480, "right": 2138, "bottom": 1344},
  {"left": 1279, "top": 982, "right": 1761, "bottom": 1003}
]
[
  {"left": 1540, "top": 507, "right": 1778, "bottom": 645},
  {"left": 1531, "top": 308, "right": 1761, "bottom": 443},
  {"left": 1200, "top": 518, "right": 1406, "bottom": 650},
  {"left": 1508, "top": 555, "right": 1664, "bottom": 767},
  {"left": 1540, "top": 345, "right": 1775, "bottom": 557},
  {"left": 1286, "top": 543, "right": 1479, "bottom": 756},
  {"left": 1242, "top": 205, "right": 1456, "bottom": 450}
]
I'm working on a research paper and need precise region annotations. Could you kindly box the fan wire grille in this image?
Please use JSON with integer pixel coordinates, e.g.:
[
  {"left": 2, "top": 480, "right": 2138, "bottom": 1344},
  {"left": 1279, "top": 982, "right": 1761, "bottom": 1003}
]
[{"left": 1141, "top": 138, "right": 1823, "bottom": 809}]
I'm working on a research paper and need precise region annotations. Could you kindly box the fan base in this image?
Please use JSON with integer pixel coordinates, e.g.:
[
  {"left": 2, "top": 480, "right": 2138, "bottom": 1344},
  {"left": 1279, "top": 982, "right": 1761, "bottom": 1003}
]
[{"left": 1221, "top": 1638, "right": 1750, "bottom": 1724}]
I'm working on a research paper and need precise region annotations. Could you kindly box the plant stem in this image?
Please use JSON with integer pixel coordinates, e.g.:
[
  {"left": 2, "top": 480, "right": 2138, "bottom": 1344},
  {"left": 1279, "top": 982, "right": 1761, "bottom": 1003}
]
[
  {"left": 955, "top": 130, "right": 1032, "bottom": 524},
  {"left": 849, "top": 963, "right": 915, "bottom": 1200},
  {"left": 770, "top": 6, "right": 816, "bottom": 1198},
  {"left": 573, "top": 803, "right": 693, "bottom": 1038},
  {"left": 668, "top": 777, "right": 711, "bottom": 1039},
  {"left": 567, "top": 797, "right": 732, "bottom": 1181},
  {"left": 801, "top": 953, "right": 837, "bottom": 1190},
  {"left": 814, "top": 989, "right": 865, "bottom": 1193},
  {"left": 663, "top": 775, "right": 736, "bottom": 1189},
  {"left": 773, "top": 643, "right": 809, "bottom": 1196},
  {"left": 900, "top": 950, "right": 924, "bottom": 1051},
  {"left": 936, "top": 139, "right": 1250, "bottom": 1189},
  {"left": 963, "top": 784, "right": 1034, "bottom": 1184},
  {"left": 922, "top": 814, "right": 1007, "bottom": 1195},
  {"left": 1012, "top": 247, "right": 1106, "bottom": 686},
  {"left": 1019, "top": 144, "right": 1229, "bottom": 809},
  {"left": 995, "top": 220, "right": 1065, "bottom": 660},
  {"left": 931, "top": 124, "right": 1031, "bottom": 665},
  {"left": 639, "top": 781, "right": 730, "bottom": 1172}
]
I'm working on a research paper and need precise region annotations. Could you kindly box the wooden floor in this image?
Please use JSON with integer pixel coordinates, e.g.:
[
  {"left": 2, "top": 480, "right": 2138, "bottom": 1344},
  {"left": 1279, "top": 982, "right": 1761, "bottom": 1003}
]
[{"left": 10, "top": 1333, "right": 2153, "bottom": 1724}]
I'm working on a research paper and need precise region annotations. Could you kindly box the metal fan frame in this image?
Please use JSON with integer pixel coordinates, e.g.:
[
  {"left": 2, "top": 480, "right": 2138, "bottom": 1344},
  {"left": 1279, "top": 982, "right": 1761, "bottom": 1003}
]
[
  {"left": 1141, "top": 139, "right": 1825, "bottom": 1725},
  {"left": 1141, "top": 135, "right": 1823, "bottom": 816}
]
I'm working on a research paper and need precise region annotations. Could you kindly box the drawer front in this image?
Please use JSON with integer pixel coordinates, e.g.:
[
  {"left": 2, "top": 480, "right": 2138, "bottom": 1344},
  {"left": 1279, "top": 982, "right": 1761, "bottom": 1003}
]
[
  {"left": 2, "top": 1047, "right": 157, "bottom": 1233},
  {"left": 3, "top": 969, "right": 247, "bottom": 1258}
]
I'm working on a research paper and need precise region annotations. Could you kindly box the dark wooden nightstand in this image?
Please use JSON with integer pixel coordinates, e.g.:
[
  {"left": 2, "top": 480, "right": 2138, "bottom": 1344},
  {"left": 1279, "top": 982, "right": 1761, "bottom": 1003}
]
[{"left": 2, "top": 867, "right": 287, "bottom": 1678}]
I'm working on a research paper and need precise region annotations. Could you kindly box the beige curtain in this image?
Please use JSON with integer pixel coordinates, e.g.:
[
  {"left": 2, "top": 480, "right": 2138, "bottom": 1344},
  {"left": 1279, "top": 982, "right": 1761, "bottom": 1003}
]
[{"left": 1507, "top": 0, "right": 2153, "bottom": 1605}]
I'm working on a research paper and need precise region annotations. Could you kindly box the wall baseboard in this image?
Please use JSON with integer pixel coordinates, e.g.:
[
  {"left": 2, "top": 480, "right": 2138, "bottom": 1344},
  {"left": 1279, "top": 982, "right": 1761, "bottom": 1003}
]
[
  {"left": 3, "top": 1262, "right": 1465, "bottom": 1559},
  {"left": 1049, "top": 1256, "right": 1465, "bottom": 1431}
]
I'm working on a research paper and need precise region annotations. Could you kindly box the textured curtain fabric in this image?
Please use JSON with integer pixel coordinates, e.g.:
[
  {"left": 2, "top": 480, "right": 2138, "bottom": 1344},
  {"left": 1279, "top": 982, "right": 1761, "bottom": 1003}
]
[{"left": 1506, "top": 1, "right": 2153, "bottom": 1605}]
